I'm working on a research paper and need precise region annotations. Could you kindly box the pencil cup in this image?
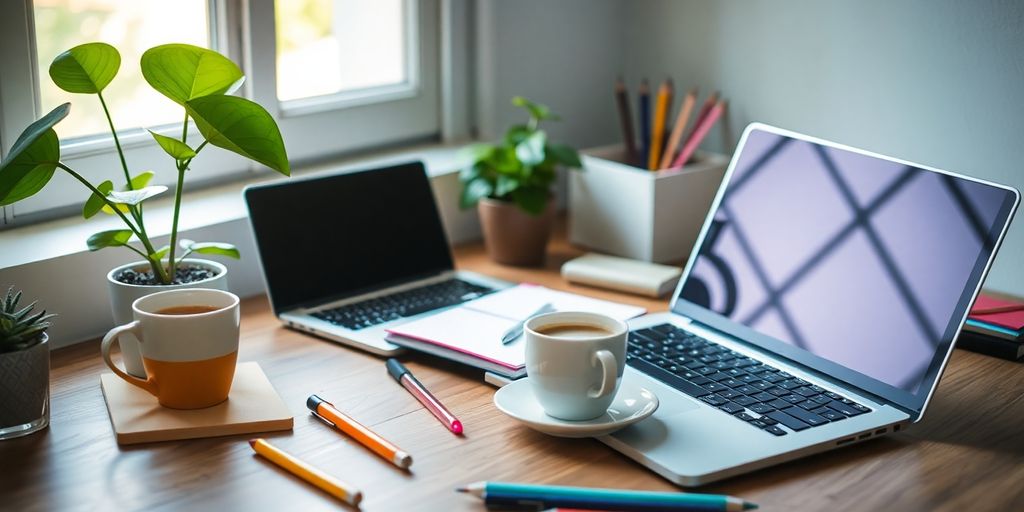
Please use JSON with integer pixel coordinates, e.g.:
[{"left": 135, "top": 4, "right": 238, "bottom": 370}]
[{"left": 569, "top": 144, "right": 729, "bottom": 263}]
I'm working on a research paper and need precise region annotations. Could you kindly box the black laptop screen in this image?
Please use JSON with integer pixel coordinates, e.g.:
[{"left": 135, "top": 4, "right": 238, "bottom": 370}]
[
  {"left": 677, "top": 127, "right": 1017, "bottom": 402},
  {"left": 244, "top": 162, "right": 455, "bottom": 313}
]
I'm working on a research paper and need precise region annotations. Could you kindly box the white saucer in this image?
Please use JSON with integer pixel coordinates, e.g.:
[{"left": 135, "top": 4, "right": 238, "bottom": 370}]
[{"left": 493, "top": 377, "right": 659, "bottom": 438}]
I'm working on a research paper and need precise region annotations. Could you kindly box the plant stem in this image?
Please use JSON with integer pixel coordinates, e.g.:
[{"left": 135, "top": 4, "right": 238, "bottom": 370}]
[
  {"left": 97, "top": 91, "right": 133, "bottom": 190},
  {"left": 166, "top": 162, "right": 187, "bottom": 283},
  {"left": 55, "top": 163, "right": 170, "bottom": 284}
]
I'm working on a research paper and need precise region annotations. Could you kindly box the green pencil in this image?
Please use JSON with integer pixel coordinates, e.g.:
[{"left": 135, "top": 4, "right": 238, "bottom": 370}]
[{"left": 456, "top": 481, "right": 758, "bottom": 511}]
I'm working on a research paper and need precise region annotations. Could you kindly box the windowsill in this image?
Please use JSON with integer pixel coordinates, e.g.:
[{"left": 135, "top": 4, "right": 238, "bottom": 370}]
[{"left": 0, "top": 141, "right": 469, "bottom": 270}]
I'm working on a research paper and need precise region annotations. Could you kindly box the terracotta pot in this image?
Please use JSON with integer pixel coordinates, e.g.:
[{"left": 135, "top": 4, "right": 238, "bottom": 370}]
[
  {"left": 107, "top": 259, "right": 228, "bottom": 377},
  {"left": 478, "top": 197, "right": 555, "bottom": 266}
]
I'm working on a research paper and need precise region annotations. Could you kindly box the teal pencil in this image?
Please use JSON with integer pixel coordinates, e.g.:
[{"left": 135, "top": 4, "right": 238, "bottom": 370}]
[{"left": 456, "top": 481, "right": 757, "bottom": 512}]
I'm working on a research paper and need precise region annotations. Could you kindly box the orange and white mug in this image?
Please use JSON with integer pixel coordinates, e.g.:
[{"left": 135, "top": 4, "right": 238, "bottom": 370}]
[{"left": 101, "top": 288, "right": 240, "bottom": 409}]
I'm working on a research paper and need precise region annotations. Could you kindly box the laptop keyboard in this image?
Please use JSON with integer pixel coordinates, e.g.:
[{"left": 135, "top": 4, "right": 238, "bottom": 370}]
[
  {"left": 311, "top": 278, "right": 493, "bottom": 331},
  {"left": 628, "top": 323, "right": 871, "bottom": 436}
]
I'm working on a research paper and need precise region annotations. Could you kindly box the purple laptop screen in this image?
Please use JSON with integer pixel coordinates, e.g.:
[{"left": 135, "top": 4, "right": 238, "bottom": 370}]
[{"left": 680, "top": 129, "right": 1010, "bottom": 393}]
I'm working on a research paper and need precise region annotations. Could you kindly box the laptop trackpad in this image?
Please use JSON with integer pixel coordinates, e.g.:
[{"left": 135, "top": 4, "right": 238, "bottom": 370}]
[{"left": 612, "top": 395, "right": 701, "bottom": 451}]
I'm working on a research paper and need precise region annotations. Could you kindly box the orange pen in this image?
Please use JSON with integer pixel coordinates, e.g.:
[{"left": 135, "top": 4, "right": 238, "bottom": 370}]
[
  {"left": 307, "top": 394, "right": 413, "bottom": 470},
  {"left": 249, "top": 438, "right": 363, "bottom": 507}
]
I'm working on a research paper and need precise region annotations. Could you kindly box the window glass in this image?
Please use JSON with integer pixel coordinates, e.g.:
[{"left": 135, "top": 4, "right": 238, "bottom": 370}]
[
  {"left": 275, "top": 0, "right": 407, "bottom": 102},
  {"left": 34, "top": 0, "right": 210, "bottom": 140}
]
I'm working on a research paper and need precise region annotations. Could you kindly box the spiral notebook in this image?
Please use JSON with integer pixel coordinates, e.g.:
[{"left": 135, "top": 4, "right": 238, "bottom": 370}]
[{"left": 384, "top": 284, "right": 646, "bottom": 378}]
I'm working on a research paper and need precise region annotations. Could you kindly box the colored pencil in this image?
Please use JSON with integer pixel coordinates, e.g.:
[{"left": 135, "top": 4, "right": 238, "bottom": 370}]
[
  {"left": 671, "top": 100, "right": 726, "bottom": 169},
  {"left": 307, "top": 394, "right": 413, "bottom": 469},
  {"left": 457, "top": 481, "right": 758, "bottom": 511},
  {"left": 647, "top": 78, "right": 674, "bottom": 170},
  {"left": 249, "top": 438, "right": 363, "bottom": 507},
  {"left": 638, "top": 79, "right": 651, "bottom": 168},
  {"left": 680, "top": 91, "right": 719, "bottom": 154},
  {"left": 614, "top": 77, "right": 638, "bottom": 164},
  {"left": 659, "top": 87, "right": 697, "bottom": 169}
]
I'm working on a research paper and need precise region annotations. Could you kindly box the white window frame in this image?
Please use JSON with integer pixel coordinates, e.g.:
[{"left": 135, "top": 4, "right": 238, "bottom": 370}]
[{"left": 0, "top": 0, "right": 442, "bottom": 225}]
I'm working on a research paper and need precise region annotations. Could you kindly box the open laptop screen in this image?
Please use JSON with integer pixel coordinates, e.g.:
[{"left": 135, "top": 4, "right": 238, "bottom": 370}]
[
  {"left": 245, "top": 162, "right": 455, "bottom": 313},
  {"left": 676, "top": 125, "right": 1017, "bottom": 411}
]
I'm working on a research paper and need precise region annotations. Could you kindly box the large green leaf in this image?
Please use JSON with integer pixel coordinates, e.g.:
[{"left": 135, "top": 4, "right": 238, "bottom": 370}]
[
  {"left": 512, "top": 186, "right": 550, "bottom": 215},
  {"left": 0, "top": 104, "right": 68, "bottom": 206},
  {"left": 149, "top": 131, "right": 196, "bottom": 160},
  {"left": 460, "top": 178, "right": 493, "bottom": 209},
  {"left": 107, "top": 186, "right": 167, "bottom": 206},
  {"left": 86, "top": 229, "right": 133, "bottom": 251},
  {"left": 141, "top": 44, "right": 244, "bottom": 106},
  {"left": 180, "top": 239, "right": 240, "bottom": 259},
  {"left": 512, "top": 96, "right": 559, "bottom": 121},
  {"left": 82, "top": 180, "right": 114, "bottom": 219},
  {"left": 515, "top": 130, "right": 547, "bottom": 166},
  {"left": 185, "top": 95, "right": 289, "bottom": 175},
  {"left": 130, "top": 171, "right": 155, "bottom": 189},
  {"left": 494, "top": 175, "right": 519, "bottom": 197},
  {"left": 457, "top": 143, "right": 495, "bottom": 166},
  {"left": 546, "top": 143, "right": 582, "bottom": 168},
  {"left": 49, "top": 43, "right": 120, "bottom": 94}
]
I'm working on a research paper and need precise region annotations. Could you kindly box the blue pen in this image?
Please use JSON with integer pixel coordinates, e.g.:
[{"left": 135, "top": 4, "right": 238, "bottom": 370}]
[
  {"left": 456, "top": 481, "right": 757, "bottom": 512},
  {"left": 638, "top": 79, "right": 651, "bottom": 168}
]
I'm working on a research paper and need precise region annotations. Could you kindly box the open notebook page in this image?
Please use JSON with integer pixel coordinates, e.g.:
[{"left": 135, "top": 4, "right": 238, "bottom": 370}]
[{"left": 385, "top": 284, "right": 646, "bottom": 370}]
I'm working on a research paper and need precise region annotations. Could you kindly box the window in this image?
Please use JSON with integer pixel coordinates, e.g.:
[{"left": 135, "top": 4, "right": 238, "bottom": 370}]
[{"left": 0, "top": 0, "right": 440, "bottom": 226}]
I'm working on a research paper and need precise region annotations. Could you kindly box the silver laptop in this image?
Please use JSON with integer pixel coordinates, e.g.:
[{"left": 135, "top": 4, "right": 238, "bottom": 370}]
[
  {"left": 602, "top": 123, "right": 1019, "bottom": 486},
  {"left": 243, "top": 161, "right": 511, "bottom": 356}
]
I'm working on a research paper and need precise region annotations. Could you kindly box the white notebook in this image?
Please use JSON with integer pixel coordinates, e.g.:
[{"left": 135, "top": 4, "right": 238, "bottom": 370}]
[{"left": 385, "top": 284, "right": 646, "bottom": 378}]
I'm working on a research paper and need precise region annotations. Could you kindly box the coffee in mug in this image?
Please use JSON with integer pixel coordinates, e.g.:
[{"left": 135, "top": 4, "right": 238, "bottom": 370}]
[
  {"left": 101, "top": 288, "right": 241, "bottom": 409},
  {"left": 525, "top": 311, "right": 628, "bottom": 421}
]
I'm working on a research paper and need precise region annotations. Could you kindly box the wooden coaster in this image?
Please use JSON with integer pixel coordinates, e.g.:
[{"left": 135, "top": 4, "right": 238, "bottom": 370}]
[{"left": 100, "top": 361, "right": 293, "bottom": 445}]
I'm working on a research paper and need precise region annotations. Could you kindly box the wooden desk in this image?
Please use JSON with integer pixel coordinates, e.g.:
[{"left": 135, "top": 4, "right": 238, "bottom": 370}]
[{"left": 2, "top": 229, "right": 1023, "bottom": 511}]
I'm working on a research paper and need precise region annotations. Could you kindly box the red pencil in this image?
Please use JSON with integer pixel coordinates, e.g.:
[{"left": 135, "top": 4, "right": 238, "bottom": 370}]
[{"left": 670, "top": 100, "right": 726, "bottom": 169}]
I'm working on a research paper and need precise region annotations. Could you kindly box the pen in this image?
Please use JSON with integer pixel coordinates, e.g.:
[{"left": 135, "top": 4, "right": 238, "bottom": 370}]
[
  {"left": 456, "top": 481, "right": 757, "bottom": 512},
  {"left": 614, "top": 77, "right": 638, "bottom": 163},
  {"left": 500, "top": 302, "right": 555, "bottom": 345},
  {"left": 249, "top": 438, "right": 363, "bottom": 507},
  {"left": 306, "top": 394, "right": 413, "bottom": 469},
  {"left": 385, "top": 358, "right": 463, "bottom": 435}
]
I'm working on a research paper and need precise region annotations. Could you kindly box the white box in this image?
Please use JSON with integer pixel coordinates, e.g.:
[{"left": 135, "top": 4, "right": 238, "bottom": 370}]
[{"left": 569, "top": 145, "right": 729, "bottom": 263}]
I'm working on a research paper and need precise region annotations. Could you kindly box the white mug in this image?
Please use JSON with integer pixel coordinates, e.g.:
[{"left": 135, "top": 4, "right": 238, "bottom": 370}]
[{"left": 525, "top": 311, "right": 628, "bottom": 421}]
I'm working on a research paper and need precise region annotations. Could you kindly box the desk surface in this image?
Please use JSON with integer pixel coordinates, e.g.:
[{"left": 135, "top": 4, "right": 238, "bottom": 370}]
[{"left": 2, "top": 227, "right": 1023, "bottom": 512}]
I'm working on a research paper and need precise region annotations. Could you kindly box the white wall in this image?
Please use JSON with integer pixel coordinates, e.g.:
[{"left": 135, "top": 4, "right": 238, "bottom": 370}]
[{"left": 619, "top": 0, "right": 1024, "bottom": 295}]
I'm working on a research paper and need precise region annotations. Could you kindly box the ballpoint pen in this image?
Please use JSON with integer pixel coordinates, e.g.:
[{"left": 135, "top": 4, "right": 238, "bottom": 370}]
[
  {"left": 386, "top": 358, "right": 463, "bottom": 434},
  {"left": 501, "top": 303, "right": 555, "bottom": 345}
]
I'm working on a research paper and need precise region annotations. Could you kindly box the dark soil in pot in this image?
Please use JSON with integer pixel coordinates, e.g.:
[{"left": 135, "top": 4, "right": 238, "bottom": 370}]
[{"left": 114, "top": 265, "right": 220, "bottom": 286}]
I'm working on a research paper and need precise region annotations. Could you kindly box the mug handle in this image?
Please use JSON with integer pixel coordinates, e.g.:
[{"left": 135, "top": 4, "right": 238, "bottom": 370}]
[
  {"left": 101, "top": 321, "right": 158, "bottom": 397},
  {"left": 588, "top": 349, "right": 618, "bottom": 399}
]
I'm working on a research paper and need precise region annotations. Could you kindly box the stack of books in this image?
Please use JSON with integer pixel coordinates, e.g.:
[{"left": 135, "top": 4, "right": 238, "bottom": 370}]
[{"left": 958, "top": 294, "right": 1024, "bottom": 360}]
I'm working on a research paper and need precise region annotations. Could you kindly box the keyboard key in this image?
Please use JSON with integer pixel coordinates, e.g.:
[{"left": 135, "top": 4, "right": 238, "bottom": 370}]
[
  {"left": 829, "top": 400, "right": 867, "bottom": 416},
  {"left": 814, "top": 407, "right": 847, "bottom": 421},
  {"left": 688, "top": 375, "right": 711, "bottom": 386},
  {"left": 749, "top": 403, "right": 775, "bottom": 414},
  {"left": 749, "top": 419, "right": 768, "bottom": 428},
  {"left": 749, "top": 380, "right": 772, "bottom": 390},
  {"left": 709, "top": 372, "right": 733, "bottom": 382},
  {"left": 768, "top": 398, "right": 791, "bottom": 410},
  {"left": 700, "top": 394, "right": 728, "bottom": 406},
  {"left": 734, "top": 412, "right": 756, "bottom": 422},
  {"left": 734, "top": 385, "right": 758, "bottom": 395},
  {"left": 720, "top": 378, "right": 744, "bottom": 388},
  {"left": 766, "top": 386, "right": 790, "bottom": 396},
  {"left": 761, "top": 373, "right": 786, "bottom": 383},
  {"left": 764, "top": 425, "right": 787, "bottom": 436},
  {"left": 777, "top": 379, "right": 805, "bottom": 390},
  {"left": 780, "top": 406, "right": 829, "bottom": 426},
  {"left": 751, "top": 391, "right": 775, "bottom": 402},
  {"left": 765, "top": 410, "right": 811, "bottom": 431},
  {"left": 703, "top": 382, "right": 728, "bottom": 392},
  {"left": 796, "top": 399, "right": 822, "bottom": 410},
  {"left": 733, "top": 395, "right": 758, "bottom": 406},
  {"left": 793, "top": 387, "right": 820, "bottom": 397},
  {"left": 811, "top": 395, "right": 832, "bottom": 405},
  {"left": 717, "top": 389, "right": 740, "bottom": 399},
  {"left": 824, "top": 391, "right": 844, "bottom": 400},
  {"left": 719, "top": 402, "right": 745, "bottom": 414},
  {"left": 781, "top": 394, "right": 804, "bottom": 404},
  {"left": 738, "top": 373, "right": 760, "bottom": 383},
  {"left": 758, "top": 415, "right": 778, "bottom": 425},
  {"left": 695, "top": 366, "right": 718, "bottom": 375}
]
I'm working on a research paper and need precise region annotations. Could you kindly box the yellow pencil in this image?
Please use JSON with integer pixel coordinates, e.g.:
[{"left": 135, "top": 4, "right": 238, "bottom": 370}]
[
  {"left": 659, "top": 87, "right": 697, "bottom": 169},
  {"left": 249, "top": 438, "right": 363, "bottom": 507},
  {"left": 647, "top": 79, "right": 673, "bottom": 170}
]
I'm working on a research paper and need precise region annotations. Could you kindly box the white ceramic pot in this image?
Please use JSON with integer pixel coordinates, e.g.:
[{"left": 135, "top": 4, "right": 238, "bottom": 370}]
[{"left": 107, "top": 259, "right": 228, "bottom": 377}]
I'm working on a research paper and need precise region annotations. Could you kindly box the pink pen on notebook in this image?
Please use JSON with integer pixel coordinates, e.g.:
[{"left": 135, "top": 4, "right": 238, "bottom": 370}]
[{"left": 671, "top": 99, "right": 726, "bottom": 169}]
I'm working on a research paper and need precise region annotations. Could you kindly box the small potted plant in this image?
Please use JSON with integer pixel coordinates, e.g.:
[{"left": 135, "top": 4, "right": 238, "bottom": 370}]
[
  {"left": 0, "top": 287, "right": 56, "bottom": 440},
  {"left": 459, "top": 97, "right": 581, "bottom": 266},
  {"left": 0, "top": 42, "right": 289, "bottom": 377}
]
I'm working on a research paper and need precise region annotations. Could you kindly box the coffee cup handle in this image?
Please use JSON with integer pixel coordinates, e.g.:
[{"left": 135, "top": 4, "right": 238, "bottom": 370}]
[
  {"left": 101, "top": 321, "right": 158, "bottom": 397},
  {"left": 588, "top": 349, "right": 618, "bottom": 399}
]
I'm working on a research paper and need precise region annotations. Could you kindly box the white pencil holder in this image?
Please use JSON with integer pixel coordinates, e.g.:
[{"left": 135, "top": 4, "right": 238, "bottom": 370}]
[{"left": 569, "top": 144, "right": 729, "bottom": 263}]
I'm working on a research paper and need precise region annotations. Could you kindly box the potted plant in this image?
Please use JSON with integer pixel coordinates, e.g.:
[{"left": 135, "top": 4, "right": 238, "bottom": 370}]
[
  {"left": 0, "top": 42, "right": 289, "bottom": 376},
  {"left": 0, "top": 287, "right": 56, "bottom": 440},
  {"left": 459, "top": 97, "right": 581, "bottom": 266}
]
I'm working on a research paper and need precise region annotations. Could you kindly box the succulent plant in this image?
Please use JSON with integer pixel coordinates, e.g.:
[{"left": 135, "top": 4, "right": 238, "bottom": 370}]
[{"left": 1, "top": 287, "right": 55, "bottom": 354}]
